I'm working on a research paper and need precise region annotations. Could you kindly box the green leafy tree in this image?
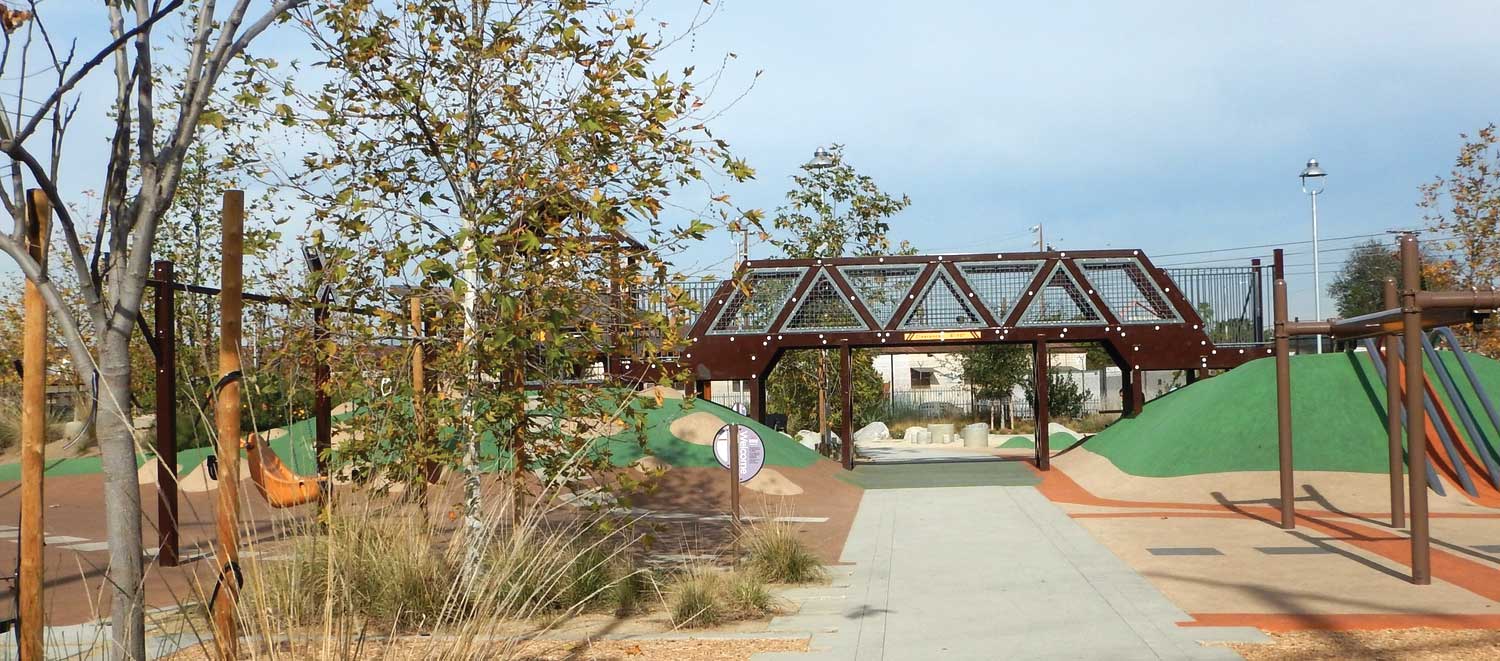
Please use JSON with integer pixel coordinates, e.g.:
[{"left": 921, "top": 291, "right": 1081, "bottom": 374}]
[
  {"left": 959, "top": 345, "right": 1030, "bottom": 400},
  {"left": 0, "top": 3, "right": 304, "bottom": 655},
  {"left": 766, "top": 146, "right": 909, "bottom": 439},
  {"left": 1328, "top": 239, "right": 1399, "bottom": 318},
  {"left": 286, "top": 0, "right": 755, "bottom": 564},
  {"left": 1022, "top": 370, "right": 1089, "bottom": 419},
  {"left": 1420, "top": 124, "right": 1500, "bottom": 355}
]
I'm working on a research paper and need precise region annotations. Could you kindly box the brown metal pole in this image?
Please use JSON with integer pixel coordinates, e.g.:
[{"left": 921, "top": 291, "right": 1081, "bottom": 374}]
[
  {"left": 1272, "top": 248, "right": 1285, "bottom": 281},
  {"left": 1400, "top": 235, "right": 1431, "bottom": 584},
  {"left": 1035, "top": 340, "right": 1051, "bottom": 470},
  {"left": 19, "top": 189, "right": 49, "bottom": 661},
  {"left": 154, "top": 260, "right": 180, "bottom": 567},
  {"left": 841, "top": 343, "right": 854, "bottom": 471},
  {"left": 314, "top": 296, "right": 331, "bottom": 492},
  {"left": 1383, "top": 278, "right": 1405, "bottom": 529},
  {"left": 1273, "top": 278, "right": 1295, "bottom": 529},
  {"left": 213, "top": 190, "right": 245, "bottom": 656},
  {"left": 729, "top": 423, "right": 741, "bottom": 521}
]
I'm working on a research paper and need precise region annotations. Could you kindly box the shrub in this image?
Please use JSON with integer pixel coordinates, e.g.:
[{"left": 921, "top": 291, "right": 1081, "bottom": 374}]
[
  {"left": 667, "top": 566, "right": 778, "bottom": 628},
  {"left": 742, "top": 521, "right": 824, "bottom": 584}
]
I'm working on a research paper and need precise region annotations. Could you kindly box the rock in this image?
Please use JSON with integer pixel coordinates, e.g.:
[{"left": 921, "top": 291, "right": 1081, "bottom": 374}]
[
  {"left": 132, "top": 414, "right": 155, "bottom": 431},
  {"left": 928, "top": 423, "right": 956, "bottom": 444},
  {"left": 796, "top": 430, "right": 820, "bottom": 450},
  {"left": 903, "top": 426, "right": 930, "bottom": 444},
  {"left": 962, "top": 423, "right": 989, "bottom": 448},
  {"left": 853, "top": 422, "right": 891, "bottom": 443},
  {"left": 62, "top": 420, "right": 88, "bottom": 441},
  {"left": 632, "top": 455, "right": 671, "bottom": 473}
]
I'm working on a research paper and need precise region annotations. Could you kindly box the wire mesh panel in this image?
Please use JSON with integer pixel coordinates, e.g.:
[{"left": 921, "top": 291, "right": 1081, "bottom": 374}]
[
  {"left": 783, "top": 270, "right": 869, "bottom": 332},
  {"left": 1163, "top": 265, "right": 1268, "bottom": 346},
  {"left": 708, "top": 268, "right": 804, "bottom": 335},
  {"left": 838, "top": 265, "right": 923, "bottom": 327},
  {"left": 956, "top": 261, "right": 1043, "bottom": 323},
  {"left": 1078, "top": 258, "right": 1179, "bottom": 324},
  {"left": 1015, "top": 264, "right": 1106, "bottom": 326},
  {"left": 899, "top": 270, "right": 985, "bottom": 330}
]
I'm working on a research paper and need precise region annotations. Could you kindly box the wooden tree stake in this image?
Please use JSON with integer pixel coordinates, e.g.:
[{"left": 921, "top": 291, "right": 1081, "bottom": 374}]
[
  {"left": 19, "top": 189, "right": 50, "bottom": 661},
  {"left": 212, "top": 190, "right": 244, "bottom": 657}
]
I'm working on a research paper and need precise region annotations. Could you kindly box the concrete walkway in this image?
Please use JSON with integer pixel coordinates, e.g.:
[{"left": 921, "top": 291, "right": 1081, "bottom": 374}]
[{"left": 756, "top": 486, "right": 1266, "bottom": 660}]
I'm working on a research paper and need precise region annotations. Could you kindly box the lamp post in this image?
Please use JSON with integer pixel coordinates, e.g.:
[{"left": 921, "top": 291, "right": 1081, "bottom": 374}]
[
  {"left": 1300, "top": 158, "right": 1327, "bottom": 353},
  {"left": 806, "top": 146, "right": 836, "bottom": 453},
  {"left": 1030, "top": 224, "right": 1044, "bottom": 252}
]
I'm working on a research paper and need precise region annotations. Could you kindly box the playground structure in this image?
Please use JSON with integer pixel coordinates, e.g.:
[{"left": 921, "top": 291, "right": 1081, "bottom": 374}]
[
  {"left": 616, "top": 250, "right": 1278, "bottom": 469},
  {"left": 1272, "top": 232, "right": 1500, "bottom": 586}
]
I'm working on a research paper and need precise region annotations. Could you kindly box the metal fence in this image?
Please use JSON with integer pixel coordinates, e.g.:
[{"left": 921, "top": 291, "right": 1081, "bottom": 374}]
[{"left": 1162, "top": 265, "right": 1271, "bottom": 346}]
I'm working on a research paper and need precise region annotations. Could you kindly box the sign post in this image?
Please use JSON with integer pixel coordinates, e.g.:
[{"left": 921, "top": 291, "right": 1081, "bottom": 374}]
[
  {"left": 729, "top": 424, "right": 741, "bottom": 521},
  {"left": 714, "top": 423, "right": 765, "bottom": 524}
]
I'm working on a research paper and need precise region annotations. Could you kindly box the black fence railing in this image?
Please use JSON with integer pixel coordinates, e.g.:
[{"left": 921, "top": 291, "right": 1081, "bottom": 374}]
[{"left": 1162, "top": 265, "right": 1271, "bottom": 346}]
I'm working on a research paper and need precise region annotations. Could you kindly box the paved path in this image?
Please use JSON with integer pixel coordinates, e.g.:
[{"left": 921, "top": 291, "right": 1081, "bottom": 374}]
[{"left": 757, "top": 486, "right": 1265, "bottom": 660}]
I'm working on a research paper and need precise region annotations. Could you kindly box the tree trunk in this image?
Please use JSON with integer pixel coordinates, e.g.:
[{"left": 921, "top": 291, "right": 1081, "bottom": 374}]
[{"left": 97, "top": 331, "right": 146, "bottom": 660}]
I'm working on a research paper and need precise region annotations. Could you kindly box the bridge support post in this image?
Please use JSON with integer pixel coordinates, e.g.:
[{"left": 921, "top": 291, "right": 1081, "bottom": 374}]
[
  {"left": 1273, "top": 278, "right": 1295, "bottom": 530},
  {"left": 840, "top": 343, "right": 854, "bottom": 471},
  {"left": 1123, "top": 369, "right": 1144, "bottom": 417},
  {"left": 1034, "top": 340, "right": 1050, "bottom": 471},
  {"left": 750, "top": 375, "right": 766, "bottom": 423}
]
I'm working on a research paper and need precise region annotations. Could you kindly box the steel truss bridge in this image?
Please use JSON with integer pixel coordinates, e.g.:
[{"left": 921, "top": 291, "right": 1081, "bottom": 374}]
[{"left": 613, "top": 249, "right": 1278, "bottom": 465}]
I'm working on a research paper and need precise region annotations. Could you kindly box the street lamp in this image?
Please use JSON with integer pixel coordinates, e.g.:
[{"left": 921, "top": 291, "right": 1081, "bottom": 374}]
[
  {"left": 1300, "top": 158, "right": 1327, "bottom": 353},
  {"left": 807, "top": 146, "right": 836, "bottom": 170}
]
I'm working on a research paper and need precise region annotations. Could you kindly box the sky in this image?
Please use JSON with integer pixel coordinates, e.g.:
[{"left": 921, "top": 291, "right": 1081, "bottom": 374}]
[{"left": 13, "top": 0, "right": 1500, "bottom": 322}]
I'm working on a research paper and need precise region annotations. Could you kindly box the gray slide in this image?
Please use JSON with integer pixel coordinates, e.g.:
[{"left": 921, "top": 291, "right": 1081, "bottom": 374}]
[
  {"left": 1422, "top": 332, "right": 1500, "bottom": 489},
  {"left": 1433, "top": 327, "right": 1500, "bottom": 470},
  {"left": 1361, "top": 338, "right": 1446, "bottom": 496}
]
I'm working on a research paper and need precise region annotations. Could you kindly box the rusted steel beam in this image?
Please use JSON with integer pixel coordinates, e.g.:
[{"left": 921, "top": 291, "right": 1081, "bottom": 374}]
[
  {"left": 1034, "top": 339, "right": 1051, "bottom": 470},
  {"left": 840, "top": 343, "right": 854, "bottom": 470},
  {"left": 154, "top": 261, "right": 180, "bottom": 568}
]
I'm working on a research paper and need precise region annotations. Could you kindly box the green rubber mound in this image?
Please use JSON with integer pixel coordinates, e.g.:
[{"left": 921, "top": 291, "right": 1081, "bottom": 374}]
[
  {"left": 1087, "top": 351, "right": 1500, "bottom": 477},
  {"left": 1086, "top": 353, "right": 1401, "bottom": 476},
  {"left": 593, "top": 396, "right": 824, "bottom": 469}
]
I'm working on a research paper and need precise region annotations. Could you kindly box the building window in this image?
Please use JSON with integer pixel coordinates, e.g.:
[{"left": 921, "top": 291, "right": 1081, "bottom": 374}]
[{"left": 910, "top": 367, "right": 935, "bottom": 389}]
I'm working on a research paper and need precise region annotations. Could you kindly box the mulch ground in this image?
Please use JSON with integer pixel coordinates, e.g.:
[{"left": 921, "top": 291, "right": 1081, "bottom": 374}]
[
  {"left": 165, "top": 637, "right": 809, "bottom": 660},
  {"left": 1223, "top": 628, "right": 1500, "bottom": 660}
]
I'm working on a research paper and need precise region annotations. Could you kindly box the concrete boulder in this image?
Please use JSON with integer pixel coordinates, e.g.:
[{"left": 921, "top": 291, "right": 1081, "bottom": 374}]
[
  {"left": 962, "top": 423, "right": 990, "bottom": 448},
  {"left": 796, "top": 430, "right": 820, "bottom": 450},
  {"left": 903, "top": 426, "right": 931, "bottom": 444},
  {"left": 853, "top": 422, "right": 891, "bottom": 443}
]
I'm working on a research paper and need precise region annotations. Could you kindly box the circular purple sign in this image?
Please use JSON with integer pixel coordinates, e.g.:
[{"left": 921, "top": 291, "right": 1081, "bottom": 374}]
[{"left": 713, "top": 423, "right": 765, "bottom": 483}]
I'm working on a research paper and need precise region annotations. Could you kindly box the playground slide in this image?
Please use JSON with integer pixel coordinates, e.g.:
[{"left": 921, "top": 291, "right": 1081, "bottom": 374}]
[
  {"left": 1389, "top": 340, "right": 1478, "bottom": 497},
  {"left": 242, "top": 434, "right": 323, "bottom": 508},
  {"left": 1422, "top": 333, "right": 1500, "bottom": 490},
  {"left": 1361, "top": 339, "right": 1446, "bottom": 497},
  {"left": 1432, "top": 327, "right": 1500, "bottom": 472}
]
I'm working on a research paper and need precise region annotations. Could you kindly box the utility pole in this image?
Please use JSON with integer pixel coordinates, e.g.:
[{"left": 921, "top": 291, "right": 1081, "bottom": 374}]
[{"left": 1031, "top": 224, "right": 1044, "bottom": 252}]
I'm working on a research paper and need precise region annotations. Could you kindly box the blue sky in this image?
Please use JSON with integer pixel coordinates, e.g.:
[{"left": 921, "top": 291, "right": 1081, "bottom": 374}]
[
  {"left": 633, "top": 0, "right": 1500, "bottom": 320},
  {"left": 16, "top": 1, "right": 1500, "bottom": 323}
]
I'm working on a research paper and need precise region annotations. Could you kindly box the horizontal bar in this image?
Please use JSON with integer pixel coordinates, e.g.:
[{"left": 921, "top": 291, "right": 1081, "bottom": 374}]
[
  {"left": 1416, "top": 291, "right": 1500, "bottom": 310},
  {"left": 1283, "top": 321, "right": 1332, "bottom": 336},
  {"left": 145, "top": 279, "right": 379, "bottom": 316},
  {"left": 1329, "top": 307, "right": 1486, "bottom": 341}
]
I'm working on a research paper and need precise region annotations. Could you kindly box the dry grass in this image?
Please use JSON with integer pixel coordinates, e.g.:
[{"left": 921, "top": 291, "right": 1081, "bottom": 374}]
[
  {"left": 740, "top": 520, "right": 824, "bottom": 585},
  {"left": 666, "top": 565, "right": 777, "bottom": 628}
]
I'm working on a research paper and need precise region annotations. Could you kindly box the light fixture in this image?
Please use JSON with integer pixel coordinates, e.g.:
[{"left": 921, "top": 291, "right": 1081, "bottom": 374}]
[{"left": 806, "top": 146, "right": 836, "bottom": 170}]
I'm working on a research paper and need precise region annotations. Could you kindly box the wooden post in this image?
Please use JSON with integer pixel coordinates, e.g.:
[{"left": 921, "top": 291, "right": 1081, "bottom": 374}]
[
  {"left": 840, "top": 343, "right": 854, "bottom": 471},
  {"left": 1273, "top": 278, "right": 1295, "bottom": 529},
  {"left": 19, "top": 189, "right": 49, "bottom": 661},
  {"left": 1400, "top": 235, "right": 1430, "bottom": 584},
  {"left": 1034, "top": 340, "right": 1050, "bottom": 470},
  {"left": 154, "top": 260, "right": 180, "bottom": 567},
  {"left": 213, "top": 190, "right": 244, "bottom": 657},
  {"left": 728, "top": 423, "right": 741, "bottom": 521},
  {"left": 1383, "top": 278, "right": 1405, "bottom": 529}
]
